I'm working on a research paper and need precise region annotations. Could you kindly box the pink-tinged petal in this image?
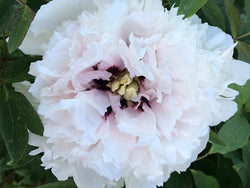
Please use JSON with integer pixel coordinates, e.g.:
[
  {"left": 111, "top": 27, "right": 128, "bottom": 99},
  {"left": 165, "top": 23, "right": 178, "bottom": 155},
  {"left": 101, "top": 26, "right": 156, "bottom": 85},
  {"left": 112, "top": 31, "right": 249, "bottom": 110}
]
[
  {"left": 120, "top": 34, "right": 154, "bottom": 80},
  {"left": 71, "top": 90, "right": 109, "bottom": 131},
  {"left": 116, "top": 105, "right": 158, "bottom": 145},
  {"left": 153, "top": 96, "right": 182, "bottom": 138},
  {"left": 77, "top": 70, "right": 112, "bottom": 85},
  {"left": 108, "top": 93, "right": 122, "bottom": 113},
  {"left": 97, "top": 115, "right": 136, "bottom": 164}
]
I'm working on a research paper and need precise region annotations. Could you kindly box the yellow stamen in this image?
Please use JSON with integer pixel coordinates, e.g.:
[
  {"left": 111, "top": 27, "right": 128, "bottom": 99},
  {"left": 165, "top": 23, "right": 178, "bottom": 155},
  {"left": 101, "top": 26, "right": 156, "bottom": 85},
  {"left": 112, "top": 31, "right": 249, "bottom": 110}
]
[
  {"left": 108, "top": 71, "right": 139, "bottom": 101},
  {"left": 124, "top": 81, "right": 138, "bottom": 100}
]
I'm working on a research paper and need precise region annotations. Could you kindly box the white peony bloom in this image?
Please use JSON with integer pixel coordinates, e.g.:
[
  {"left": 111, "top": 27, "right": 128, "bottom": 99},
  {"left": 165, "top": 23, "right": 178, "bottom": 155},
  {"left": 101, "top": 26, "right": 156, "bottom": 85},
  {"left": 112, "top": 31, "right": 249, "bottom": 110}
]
[{"left": 17, "top": 0, "right": 250, "bottom": 187}]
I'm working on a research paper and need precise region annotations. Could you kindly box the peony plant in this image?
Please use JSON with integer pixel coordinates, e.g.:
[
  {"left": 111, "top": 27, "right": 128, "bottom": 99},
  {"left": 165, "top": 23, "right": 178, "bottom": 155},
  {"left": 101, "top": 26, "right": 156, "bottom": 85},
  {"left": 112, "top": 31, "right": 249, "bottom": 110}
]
[{"left": 0, "top": 0, "right": 250, "bottom": 188}]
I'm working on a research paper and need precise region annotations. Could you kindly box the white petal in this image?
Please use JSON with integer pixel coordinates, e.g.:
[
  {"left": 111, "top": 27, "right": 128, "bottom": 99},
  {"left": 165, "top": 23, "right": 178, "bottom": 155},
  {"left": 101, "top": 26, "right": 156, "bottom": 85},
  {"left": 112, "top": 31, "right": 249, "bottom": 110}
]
[
  {"left": 120, "top": 34, "right": 154, "bottom": 80},
  {"left": 19, "top": 32, "right": 50, "bottom": 55},
  {"left": 204, "top": 26, "right": 234, "bottom": 55},
  {"left": 223, "top": 59, "right": 250, "bottom": 86},
  {"left": 153, "top": 96, "right": 182, "bottom": 138},
  {"left": 51, "top": 159, "right": 73, "bottom": 180},
  {"left": 125, "top": 175, "right": 156, "bottom": 188},
  {"left": 73, "top": 167, "right": 107, "bottom": 188},
  {"left": 19, "top": 0, "right": 97, "bottom": 55},
  {"left": 174, "top": 130, "right": 209, "bottom": 172},
  {"left": 211, "top": 98, "right": 238, "bottom": 125},
  {"left": 28, "top": 132, "right": 47, "bottom": 147}
]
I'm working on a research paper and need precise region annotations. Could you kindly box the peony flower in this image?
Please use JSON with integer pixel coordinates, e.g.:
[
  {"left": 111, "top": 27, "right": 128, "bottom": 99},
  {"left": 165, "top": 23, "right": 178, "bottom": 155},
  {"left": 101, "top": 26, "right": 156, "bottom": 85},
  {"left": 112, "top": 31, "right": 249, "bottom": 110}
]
[{"left": 16, "top": 0, "right": 250, "bottom": 187}]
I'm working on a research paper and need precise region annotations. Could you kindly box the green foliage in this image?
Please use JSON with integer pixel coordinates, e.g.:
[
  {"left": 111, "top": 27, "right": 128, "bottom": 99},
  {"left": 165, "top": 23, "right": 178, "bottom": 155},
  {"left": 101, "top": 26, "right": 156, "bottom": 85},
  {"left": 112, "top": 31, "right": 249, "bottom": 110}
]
[
  {"left": 231, "top": 80, "right": 250, "bottom": 112},
  {"left": 209, "top": 130, "right": 226, "bottom": 147},
  {"left": 0, "top": 0, "right": 44, "bottom": 186},
  {"left": 225, "top": 0, "right": 241, "bottom": 38},
  {"left": 216, "top": 155, "right": 243, "bottom": 188},
  {"left": 2, "top": 53, "right": 40, "bottom": 83},
  {"left": 0, "top": 0, "right": 22, "bottom": 33},
  {"left": 0, "top": 86, "right": 43, "bottom": 165},
  {"left": 210, "top": 115, "right": 250, "bottom": 154},
  {"left": 8, "top": 5, "right": 34, "bottom": 53},
  {"left": 191, "top": 170, "right": 220, "bottom": 188},
  {"left": 36, "top": 181, "right": 77, "bottom": 188},
  {"left": 244, "top": 0, "right": 250, "bottom": 19},
  {"left": 225, "top": 143, "right": 250, "bottom": 187},
  {"left": 236, "top": 41, "right": 250, "bottom": 63},
  {"left": 201, "top": 0, "right": 226, "bottom": 30},
  {"left": 0, "top": 87, "right": 27, "bottom": 164},
  {"left": 162, "top": 171, "right": 193, "bottom": 188},
  {"left": 238, "top": 14, "right": 250, "bottom": 38},
  {"left": 27, "top": 0, "right": 49, "bottom": 12},
  {"left": 177, "top": 0, "right": 208, "bottom": 18},
  {"left": 0, "top": 0, "right": 250, "bottom": 187},
  {"left": 241, "top": 143, "right": 250, "bottom": 187}
]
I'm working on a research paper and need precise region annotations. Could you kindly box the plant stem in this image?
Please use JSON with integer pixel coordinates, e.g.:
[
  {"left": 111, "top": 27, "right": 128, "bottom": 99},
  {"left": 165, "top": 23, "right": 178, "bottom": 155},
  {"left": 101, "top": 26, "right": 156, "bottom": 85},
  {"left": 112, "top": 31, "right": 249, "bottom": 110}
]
[{"left": 196, "top": 153, "right": 210, "bottom": 161}]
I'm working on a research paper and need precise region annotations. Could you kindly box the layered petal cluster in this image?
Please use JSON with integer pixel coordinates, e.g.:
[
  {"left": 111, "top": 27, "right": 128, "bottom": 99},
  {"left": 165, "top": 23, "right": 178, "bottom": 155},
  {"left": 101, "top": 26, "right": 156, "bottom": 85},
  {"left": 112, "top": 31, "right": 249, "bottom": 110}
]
[{"left": 17, "top": 0, "right": 250, "bottom": 187}]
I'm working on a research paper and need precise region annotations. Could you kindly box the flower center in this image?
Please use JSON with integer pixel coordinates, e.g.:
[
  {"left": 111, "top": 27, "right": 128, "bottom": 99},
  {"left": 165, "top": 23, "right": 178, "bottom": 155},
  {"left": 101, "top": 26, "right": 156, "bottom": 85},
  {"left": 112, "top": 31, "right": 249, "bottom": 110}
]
[{"left": 107, "top": 70, "right": 139, "bottom": 101}]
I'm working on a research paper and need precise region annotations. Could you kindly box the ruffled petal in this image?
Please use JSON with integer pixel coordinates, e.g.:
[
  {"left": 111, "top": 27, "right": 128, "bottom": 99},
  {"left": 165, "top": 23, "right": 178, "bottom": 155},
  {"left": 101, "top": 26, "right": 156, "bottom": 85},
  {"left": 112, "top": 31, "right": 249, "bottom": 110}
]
[{"left": 73, "top": 167, "right": 108, "bottom": 188}]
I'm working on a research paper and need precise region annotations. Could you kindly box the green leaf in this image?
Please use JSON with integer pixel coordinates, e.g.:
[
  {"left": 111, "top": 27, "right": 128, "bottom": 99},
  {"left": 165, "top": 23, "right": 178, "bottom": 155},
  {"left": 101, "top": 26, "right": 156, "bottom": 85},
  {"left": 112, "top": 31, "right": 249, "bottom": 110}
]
[
  {"left": 0, "top": 37, "right": 5, "bottom": 58},
  {"left": 177, "top": 0, "right": 207, "bottom": 18},
  {"left": 0, "top": 86, "right": 28, "bottom": 164},
  {"left": 2, "top": 55, "right": 41, "bottom": 83},
  {"left": 236, "top": 41, "right": 250, "bottom": 63},
  {"left": 0, "top": 86, "right": 43, "bottom": 165},
  {"left": 225, "top": 151, "right": 246, "bottom": 174},
  {"left": 224, "top": 0, "right": 241, "bottom": 38},
  {"left": 0, "top": 0, "right": 22, "bottom": 33},
  {"left": 8, "top": 88, "right": 43, "bottom": 136},
  {"left": 238, "top": 14, "right": 250, "bottom": 38},
  {"left": 245, "top": 0, "right": 250, "bottom": 19},
  {"left": 215, "top": 155, "right": 242, "bottom": 188},
  {"left": 225, "top": 144, "right": 250, "bottom": 187},
  {"left": 163, "top": 171, "right": 193, "bottom": 188},
  {"left": 201, "top": 0, "right": 225, "bottom": 30},
  {"left": 209, "top": 130, "right": 226, "bottom": 147},
  {"left": 241, "top": 142, "right": 250, "bottom": 187},
  {"left": 8, "top": 5, "right": 34, "bottom": 54},
  {"left": 36, "top": 181, "right": 77, "bottom": 188},
  {"left": 190, "top": 169, "right": 220, "bottom": 188},
  {"left": 230, "top": 80, "right": 250, "bottom": 113},
  {"left": 0, "top": 133, "right": 10, "bottom": 171},
  {"left": 0, "top": 144, "right": 35, "bottom": 171},
  {"left": 27, "top": 0, "right": 50, "bottom": 12},
  {"left": 209, "top": 115, "right": 250, "bottom": 154},
  {"left": 236, "top": 14, "right": 250, "bottom": 44}
]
